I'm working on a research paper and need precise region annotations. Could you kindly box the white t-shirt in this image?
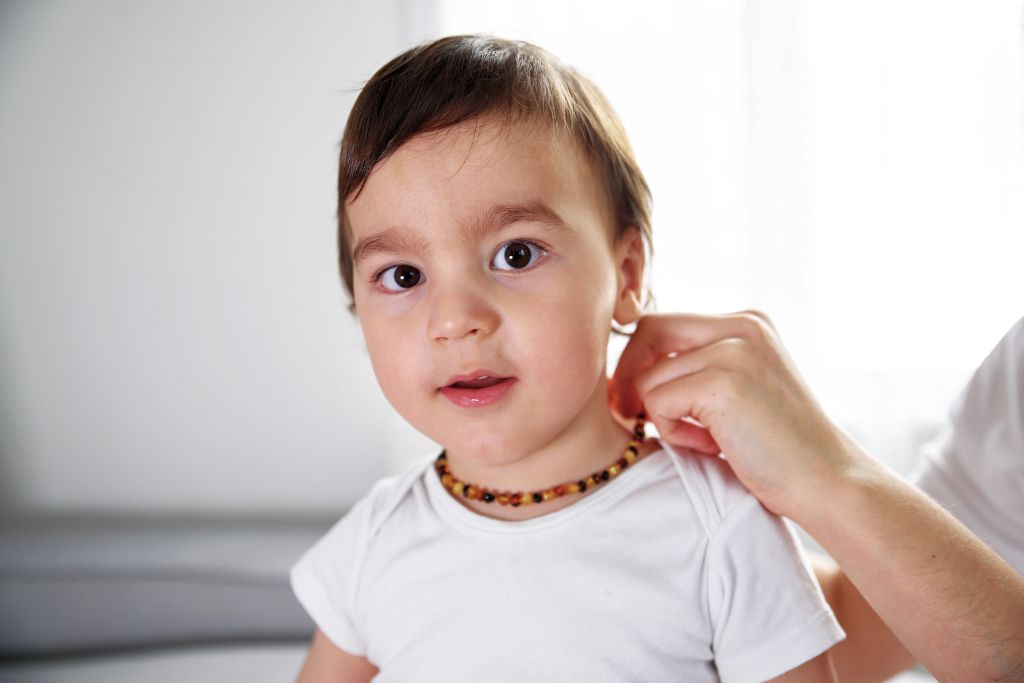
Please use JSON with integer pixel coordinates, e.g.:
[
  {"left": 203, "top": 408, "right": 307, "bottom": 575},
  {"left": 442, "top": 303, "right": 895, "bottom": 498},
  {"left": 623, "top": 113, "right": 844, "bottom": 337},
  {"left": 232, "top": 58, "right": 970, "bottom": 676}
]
[
  {"left": 290, "top": 442, "right": 844, "bottom": 682},
  {"left": 911, "top": 317, "right": 1024, "bottom": 572}
]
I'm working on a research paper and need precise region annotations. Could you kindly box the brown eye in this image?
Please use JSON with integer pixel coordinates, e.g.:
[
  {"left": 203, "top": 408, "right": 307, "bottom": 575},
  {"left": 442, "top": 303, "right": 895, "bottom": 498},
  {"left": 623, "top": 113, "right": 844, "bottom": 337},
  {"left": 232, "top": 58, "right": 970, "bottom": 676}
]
[
  {"left": 380, "top": 264, "right": 422, "bottom": 291},
  {"left": 492, "top": 240, "right": 544, "bottom": 271}
]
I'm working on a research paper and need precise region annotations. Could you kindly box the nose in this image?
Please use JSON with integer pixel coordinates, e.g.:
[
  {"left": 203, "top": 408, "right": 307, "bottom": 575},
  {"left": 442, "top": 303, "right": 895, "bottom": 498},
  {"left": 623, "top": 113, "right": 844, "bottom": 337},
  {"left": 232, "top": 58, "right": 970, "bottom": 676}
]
[{"left": 427, "top": 279, "right": 500, "bottom": 343}]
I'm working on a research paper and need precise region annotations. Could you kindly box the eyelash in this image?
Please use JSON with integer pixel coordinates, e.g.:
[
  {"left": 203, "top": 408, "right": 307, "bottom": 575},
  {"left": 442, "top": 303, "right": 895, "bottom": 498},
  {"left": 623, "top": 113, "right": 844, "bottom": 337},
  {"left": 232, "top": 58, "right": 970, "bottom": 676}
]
[{"left": 369, "top": 239, "right": 549, "bottom": 292}]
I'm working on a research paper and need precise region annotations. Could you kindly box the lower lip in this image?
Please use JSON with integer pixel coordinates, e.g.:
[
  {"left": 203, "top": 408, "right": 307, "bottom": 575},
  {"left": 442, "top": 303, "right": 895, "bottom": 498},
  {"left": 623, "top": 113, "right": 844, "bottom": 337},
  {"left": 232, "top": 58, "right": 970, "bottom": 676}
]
[{"left": 439, "top": 378, "right": 517, "bottom": 408}]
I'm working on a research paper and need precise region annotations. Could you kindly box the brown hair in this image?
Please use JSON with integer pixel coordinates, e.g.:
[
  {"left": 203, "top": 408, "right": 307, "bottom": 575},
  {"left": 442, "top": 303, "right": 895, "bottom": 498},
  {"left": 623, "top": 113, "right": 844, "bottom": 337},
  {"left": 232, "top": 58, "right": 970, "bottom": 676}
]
[{"left": 337, "top": 34, "right": 652, "bottom": 312}]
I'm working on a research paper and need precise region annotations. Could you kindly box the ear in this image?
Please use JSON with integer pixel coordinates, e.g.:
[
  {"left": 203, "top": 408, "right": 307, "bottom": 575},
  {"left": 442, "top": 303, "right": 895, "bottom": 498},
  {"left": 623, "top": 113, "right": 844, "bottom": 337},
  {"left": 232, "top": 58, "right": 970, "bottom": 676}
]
[{"left": 612, "top": 226, "right": 646, "bottom": 326}]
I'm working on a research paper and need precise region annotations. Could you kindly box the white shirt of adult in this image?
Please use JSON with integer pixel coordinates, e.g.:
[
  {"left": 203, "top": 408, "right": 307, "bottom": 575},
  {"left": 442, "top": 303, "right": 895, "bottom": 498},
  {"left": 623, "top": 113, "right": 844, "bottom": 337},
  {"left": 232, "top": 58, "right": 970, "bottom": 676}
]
[{"left": 911, "top": 316, "right": 1024, "bottom": 572}]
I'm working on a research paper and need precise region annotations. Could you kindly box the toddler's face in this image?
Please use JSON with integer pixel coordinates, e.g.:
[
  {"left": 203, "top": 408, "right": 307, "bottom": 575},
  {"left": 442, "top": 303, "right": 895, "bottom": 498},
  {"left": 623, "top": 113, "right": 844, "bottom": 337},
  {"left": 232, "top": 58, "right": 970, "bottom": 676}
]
[{"left": 346, "top": 117, "right": 636, "bottom": 466}]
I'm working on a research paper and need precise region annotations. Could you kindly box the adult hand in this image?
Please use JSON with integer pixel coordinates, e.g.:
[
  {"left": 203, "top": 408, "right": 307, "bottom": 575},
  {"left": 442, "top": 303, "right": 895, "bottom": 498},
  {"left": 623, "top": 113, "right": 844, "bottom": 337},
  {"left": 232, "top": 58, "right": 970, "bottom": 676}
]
[{"left": 609, "top": 311, "right": 859, "bottom": 518}]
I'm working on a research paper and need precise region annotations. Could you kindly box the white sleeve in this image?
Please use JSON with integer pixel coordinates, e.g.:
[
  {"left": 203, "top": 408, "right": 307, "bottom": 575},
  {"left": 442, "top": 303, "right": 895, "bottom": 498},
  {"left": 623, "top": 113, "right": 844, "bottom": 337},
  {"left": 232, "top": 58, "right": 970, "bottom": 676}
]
[
  {"left": 700, "top": 459, "right": 845, "bottom": 683},
  {"left": 289, "top": 492, "right": 377, "bottom": 656}
]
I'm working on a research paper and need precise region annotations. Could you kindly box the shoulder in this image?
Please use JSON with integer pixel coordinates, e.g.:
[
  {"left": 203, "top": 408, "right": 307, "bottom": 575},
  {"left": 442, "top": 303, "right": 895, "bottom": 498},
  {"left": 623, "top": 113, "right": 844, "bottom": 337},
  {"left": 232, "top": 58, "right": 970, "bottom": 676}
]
[
  {"left": 657, "top": 441, "right": 761, "bottom": 538},
  {"left": 288, "top": 454, "right": 435, "bottom": 649},
  {"left": 327, "top": 454, "right": 436, "bottom": 544},
  {"left": 655, "top": 445, "right": 846, "bottom": 679},
  {"left": 919, "top": 316, "right": 1024, "bottom": 477},
  {"left": 290, "top": 453, "right": 434, "bottom": 585}
]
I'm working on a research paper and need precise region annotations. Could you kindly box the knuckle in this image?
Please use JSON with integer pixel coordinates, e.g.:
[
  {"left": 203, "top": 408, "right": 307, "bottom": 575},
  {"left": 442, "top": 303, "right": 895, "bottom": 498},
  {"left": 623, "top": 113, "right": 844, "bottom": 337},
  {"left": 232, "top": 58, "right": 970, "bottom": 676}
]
[
  {"left": 736, "top": 309, "right": 774, "bottom": 340},
  {"left": 740, "top": 308, "right": 770, "bottom": 323}
]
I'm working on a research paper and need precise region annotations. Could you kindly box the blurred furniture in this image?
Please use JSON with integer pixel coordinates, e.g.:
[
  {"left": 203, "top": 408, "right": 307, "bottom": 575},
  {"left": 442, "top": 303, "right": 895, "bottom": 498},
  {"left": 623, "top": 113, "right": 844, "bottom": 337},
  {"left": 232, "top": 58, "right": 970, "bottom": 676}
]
[{"left": 0, "top": 514, "right": 332, "bottom": 682}]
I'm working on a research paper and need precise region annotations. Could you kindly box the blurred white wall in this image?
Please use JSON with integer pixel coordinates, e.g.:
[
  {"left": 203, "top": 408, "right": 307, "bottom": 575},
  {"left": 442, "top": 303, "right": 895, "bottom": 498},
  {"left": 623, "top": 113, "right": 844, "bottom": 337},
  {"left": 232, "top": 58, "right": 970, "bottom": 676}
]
[{"left": 0, "top": 1, "right": 441, "bottom": 517}]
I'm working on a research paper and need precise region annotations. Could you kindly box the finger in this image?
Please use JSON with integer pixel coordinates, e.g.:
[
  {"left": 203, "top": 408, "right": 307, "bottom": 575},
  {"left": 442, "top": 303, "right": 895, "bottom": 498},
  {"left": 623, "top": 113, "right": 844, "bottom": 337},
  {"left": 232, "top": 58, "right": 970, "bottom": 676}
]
[
  {"left": 613, "top": 312, "right": 763, "bottom": 416},
  {"left": 641, "top": 369, "right": 731, "bottom": 444},
  {"left": 642, "top": 371, "right": 722, "bottom": 454},
  {"left": 633, "top": 337, "right": 750, "bottom": 403},
  {"left": 658, "top": 418, "right": 720, "bottom": 454}
]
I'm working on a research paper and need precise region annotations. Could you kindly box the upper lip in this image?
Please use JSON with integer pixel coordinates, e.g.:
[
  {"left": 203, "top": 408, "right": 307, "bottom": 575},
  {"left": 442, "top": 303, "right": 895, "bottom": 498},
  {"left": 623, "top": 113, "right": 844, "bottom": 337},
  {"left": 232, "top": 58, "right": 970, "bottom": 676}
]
[{"left": 441, "top": 369, "right": 512, "bottom": 388}]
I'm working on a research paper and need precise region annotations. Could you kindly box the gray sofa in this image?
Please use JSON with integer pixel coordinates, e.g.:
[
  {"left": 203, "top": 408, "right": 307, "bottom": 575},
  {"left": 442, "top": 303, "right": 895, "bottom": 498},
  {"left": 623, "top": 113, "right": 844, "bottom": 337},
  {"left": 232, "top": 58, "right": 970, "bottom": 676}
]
[{"left": 0, "top": 514, "right": 333, "bottom": 682}]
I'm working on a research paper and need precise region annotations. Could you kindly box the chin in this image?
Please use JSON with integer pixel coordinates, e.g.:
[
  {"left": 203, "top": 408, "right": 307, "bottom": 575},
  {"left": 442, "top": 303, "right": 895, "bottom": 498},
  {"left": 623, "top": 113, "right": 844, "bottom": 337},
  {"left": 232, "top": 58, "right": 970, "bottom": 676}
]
[{"left": 429, "top": 424, "right": 536, "bottom": 467}]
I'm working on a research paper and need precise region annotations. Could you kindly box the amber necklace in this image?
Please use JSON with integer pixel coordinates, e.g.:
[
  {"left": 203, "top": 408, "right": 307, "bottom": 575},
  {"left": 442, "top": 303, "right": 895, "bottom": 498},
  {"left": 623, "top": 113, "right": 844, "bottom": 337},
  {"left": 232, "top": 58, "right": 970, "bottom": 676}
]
[{"left": 434, "top": 414, "right": 647, "bottom": 507}]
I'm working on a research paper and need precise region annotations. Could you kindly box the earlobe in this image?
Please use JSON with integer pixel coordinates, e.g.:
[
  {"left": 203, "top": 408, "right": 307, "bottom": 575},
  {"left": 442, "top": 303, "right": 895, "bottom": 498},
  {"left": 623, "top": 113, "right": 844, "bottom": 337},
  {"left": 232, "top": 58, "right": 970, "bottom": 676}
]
[
  {"left": 613, "top": 290, "right": 643, "bottom": 326},
  {"left": 612, "top": 227, "right": 646, "bottom": 325}
]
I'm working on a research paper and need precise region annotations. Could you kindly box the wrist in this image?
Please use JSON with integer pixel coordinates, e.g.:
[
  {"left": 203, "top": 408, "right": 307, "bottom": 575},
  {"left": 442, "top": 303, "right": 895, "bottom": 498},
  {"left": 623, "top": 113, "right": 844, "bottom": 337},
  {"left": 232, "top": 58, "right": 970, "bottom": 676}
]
[{"left": 782, "top": 431, "right": 880, "bottom": 525}]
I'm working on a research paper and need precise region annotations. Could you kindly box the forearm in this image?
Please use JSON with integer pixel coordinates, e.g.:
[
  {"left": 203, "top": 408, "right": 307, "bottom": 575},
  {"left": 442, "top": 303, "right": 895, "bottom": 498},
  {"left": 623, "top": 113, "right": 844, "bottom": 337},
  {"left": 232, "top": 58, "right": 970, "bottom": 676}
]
[{"left": 796, "top": 443, "right": 1024, "bottom": 683}]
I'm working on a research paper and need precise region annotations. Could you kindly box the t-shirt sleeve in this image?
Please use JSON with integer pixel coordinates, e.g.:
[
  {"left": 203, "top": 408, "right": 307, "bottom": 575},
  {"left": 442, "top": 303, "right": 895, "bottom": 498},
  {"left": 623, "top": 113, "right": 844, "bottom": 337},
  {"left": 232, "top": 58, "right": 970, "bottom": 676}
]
[
  {"left": 698, "top": 457, "right": 845, "bottom": 683},
  {"left": 289, "top": 491, "right": 378, "bottom": 656}
]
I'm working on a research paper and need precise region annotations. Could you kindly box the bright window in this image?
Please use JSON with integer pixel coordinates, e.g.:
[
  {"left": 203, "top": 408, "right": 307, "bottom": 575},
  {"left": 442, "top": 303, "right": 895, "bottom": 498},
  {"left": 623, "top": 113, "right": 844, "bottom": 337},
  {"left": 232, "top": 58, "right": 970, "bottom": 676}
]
[{"left": 427, "top": 0, "right": 1024, "bottom": 473}]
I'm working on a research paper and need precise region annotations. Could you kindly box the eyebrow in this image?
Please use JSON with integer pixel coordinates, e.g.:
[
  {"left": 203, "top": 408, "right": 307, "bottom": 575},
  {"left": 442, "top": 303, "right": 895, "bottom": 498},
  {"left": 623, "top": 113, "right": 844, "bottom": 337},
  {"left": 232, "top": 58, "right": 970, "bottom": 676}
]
[{"left": 351, "top": 200, "right": 570, "bottom": 269}]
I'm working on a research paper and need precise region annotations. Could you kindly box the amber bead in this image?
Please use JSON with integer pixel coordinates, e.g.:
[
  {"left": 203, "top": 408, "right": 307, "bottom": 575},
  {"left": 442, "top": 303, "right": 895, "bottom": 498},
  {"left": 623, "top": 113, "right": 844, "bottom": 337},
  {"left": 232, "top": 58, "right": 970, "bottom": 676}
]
[{"left": 432, "top": 416, "right": 646, "bottom": 508}]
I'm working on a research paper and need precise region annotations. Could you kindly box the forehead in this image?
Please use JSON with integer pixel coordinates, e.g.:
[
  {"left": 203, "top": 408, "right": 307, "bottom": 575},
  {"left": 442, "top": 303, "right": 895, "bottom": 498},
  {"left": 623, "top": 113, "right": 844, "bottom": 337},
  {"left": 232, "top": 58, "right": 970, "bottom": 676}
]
[{"left": 345, "top": 117, "right": 612, "bottom": 246}]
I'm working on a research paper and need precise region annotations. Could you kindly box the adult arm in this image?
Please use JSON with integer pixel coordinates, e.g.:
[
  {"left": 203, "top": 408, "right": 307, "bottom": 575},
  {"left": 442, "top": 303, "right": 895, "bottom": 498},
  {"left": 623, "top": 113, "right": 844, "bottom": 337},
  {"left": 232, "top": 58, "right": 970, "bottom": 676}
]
[{"left": 610, "top": 312, "right": 1024, "bottom": 682}]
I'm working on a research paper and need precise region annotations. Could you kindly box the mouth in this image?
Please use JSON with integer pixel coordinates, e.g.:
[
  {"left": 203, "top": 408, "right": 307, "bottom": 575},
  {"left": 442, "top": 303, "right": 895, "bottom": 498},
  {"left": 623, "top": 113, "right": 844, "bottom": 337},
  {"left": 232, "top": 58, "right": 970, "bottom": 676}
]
[{"left": 439, "top": 370, "right": 517, "bottom": 408}]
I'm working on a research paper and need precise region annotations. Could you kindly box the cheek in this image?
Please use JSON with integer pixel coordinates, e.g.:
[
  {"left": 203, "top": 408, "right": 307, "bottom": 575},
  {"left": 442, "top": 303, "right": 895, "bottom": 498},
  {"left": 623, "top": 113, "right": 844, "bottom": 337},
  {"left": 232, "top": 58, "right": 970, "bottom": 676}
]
[
  {"left": 361, "top": 319, "right": 427, "bottom": 414},
  {"left": 526, "top": 266, "right": 616, "bottom": 381}
]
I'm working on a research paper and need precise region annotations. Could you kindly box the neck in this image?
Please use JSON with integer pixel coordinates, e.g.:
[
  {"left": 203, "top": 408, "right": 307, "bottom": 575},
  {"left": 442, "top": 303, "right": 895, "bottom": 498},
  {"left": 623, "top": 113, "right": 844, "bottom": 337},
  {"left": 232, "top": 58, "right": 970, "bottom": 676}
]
[{"left": 440, "top": 378, "right": 656, "bottom": 521}]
